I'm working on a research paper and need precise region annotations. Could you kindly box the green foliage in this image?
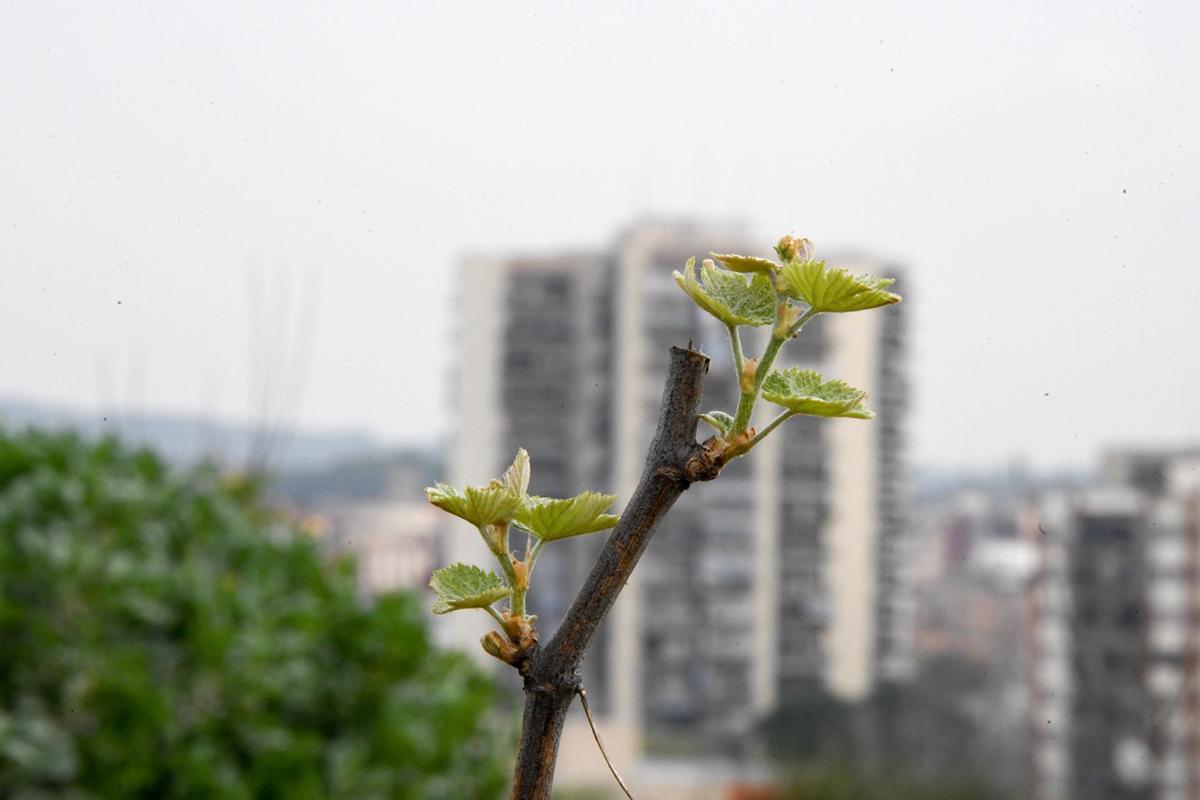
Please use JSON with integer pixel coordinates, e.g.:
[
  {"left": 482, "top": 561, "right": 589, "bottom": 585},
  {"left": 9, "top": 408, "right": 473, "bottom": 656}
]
[
  {"left": 425, "top": 450, "right": 620, "bottom": 659},
  {"left": 427, "top": 232, "right": 901, "bottom": 669},
  {"left": 0, "top": 428, "right": 507, "bottom": 800},
  {"left": 761, "top": 368, "right": 874, "bottom": 419},
  {"left": 513, "top": 493, "right": 619, "bottom": 542},
  {"left": 672, "top": 257, "right": 777, "bottom": 327},
  {"left": 429, "top": 564, "right": 510, "bottom": 614},
  {"left": 425, "top": 481, "right": 523, "bottom": 527},
  {"left": 710, "top": 252, "right": 779, "bottom": 276},
  {"left": 699, "top": 410, "right": 736, "bottom": 435},
  {"left": 777, "top": 259, "right": 900, "bottom": 313},
  {"left": 671, "top": 233, "right": 900, "bottom": 452},
  {"left": 501, "top": 447, "right": 531, "bottom": 498}
]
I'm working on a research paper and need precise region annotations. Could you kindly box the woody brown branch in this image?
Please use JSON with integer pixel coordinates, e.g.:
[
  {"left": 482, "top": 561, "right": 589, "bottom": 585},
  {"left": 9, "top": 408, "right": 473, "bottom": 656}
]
[{"left": 506, "top": 344, "right": 721, "bottom": 800}]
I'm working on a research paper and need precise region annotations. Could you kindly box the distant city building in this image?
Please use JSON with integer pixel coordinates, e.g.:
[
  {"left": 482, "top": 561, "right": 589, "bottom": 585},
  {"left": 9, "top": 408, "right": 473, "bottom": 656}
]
[
  {"left": 289, "top": 459, "right": 443, "bottom": 597},
  {"left": 1101, "top": 447, "right": 1200, "bottom": 497},
  {"left": 1028, "top": 453, "right": 1200, "bottom": 800},
  {"left": 446, "top": 219, "right": 910, "bottom": 786},
  {"left": 322, "top": 502, "right": 439, "bottom": 595},
  {"left": 906, "top": 488, "right": 1037, "bottom": 794}
]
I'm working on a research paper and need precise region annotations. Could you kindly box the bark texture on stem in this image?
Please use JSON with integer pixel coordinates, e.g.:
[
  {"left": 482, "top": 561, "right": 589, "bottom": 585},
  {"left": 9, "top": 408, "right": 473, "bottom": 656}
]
[{"left": 509, "top": 345, "right": 719, "bottom": 800}]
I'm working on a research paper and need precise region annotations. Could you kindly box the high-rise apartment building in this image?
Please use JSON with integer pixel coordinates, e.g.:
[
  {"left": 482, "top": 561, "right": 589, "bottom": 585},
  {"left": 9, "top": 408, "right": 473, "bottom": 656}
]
[
  {"left": 444, "top": 220, "right": 909, "bottom": 781},
  {"left": 1028, "top": 455, "right": 1200, "bottom": 800}
]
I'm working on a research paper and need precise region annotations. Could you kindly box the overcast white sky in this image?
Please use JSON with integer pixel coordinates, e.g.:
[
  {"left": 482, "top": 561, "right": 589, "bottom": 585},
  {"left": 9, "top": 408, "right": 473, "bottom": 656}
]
[{"left": 2, "top": 1, "right": 1197, "bottom": 472}]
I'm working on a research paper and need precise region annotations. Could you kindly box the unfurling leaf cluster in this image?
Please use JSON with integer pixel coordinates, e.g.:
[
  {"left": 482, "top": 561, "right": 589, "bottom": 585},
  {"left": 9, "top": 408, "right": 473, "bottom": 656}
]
[
  {"left": 424, "top": 233, "right": 900, "bottom": 665},
  {"left": 425, "top": 448, "right": 619, "bottom": 663},
  {"left": 678, "top": 234, "right": 900, "bottom": 462}
]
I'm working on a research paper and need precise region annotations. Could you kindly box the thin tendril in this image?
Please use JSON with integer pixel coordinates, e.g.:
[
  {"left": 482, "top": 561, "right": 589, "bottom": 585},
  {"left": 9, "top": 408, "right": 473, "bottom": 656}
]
[{"left": 577, "top": 688, "right": 635, "bottom": 800}]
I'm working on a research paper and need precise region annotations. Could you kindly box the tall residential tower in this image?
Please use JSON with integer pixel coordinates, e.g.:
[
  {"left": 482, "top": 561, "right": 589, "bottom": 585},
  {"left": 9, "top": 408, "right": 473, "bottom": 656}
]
[{"left": 1029, "top": 453, "right": 1200, "bottom": 800}]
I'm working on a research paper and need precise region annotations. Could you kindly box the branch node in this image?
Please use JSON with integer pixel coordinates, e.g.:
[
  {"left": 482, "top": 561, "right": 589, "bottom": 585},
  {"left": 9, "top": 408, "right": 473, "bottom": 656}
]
[
  {"left": 682, "top": 436, "right": 726, "bottom": 483},
  {"left": 655, "top": 464, "right": 688, "bottom": 486}
]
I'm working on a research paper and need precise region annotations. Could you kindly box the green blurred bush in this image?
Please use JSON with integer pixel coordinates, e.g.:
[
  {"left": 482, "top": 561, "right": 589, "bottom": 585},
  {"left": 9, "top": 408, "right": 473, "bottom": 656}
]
[{"left": 0, "top": 429, "right": 506, "bottom": 799}]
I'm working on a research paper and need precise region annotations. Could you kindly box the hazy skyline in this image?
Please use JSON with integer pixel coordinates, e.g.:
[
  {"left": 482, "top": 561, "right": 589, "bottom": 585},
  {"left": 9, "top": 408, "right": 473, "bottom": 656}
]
[{"left": 2, "top": 1, "right": 1198, "bottom": 471}]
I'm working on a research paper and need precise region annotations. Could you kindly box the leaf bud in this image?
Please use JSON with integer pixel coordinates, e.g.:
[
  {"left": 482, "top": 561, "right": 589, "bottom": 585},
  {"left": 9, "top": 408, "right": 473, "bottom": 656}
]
[
  {"left": 775, "top": 301, "right": 803, "bottom": 339},
  {"left": 481, "top": 630, "right": 517, "bottom": 663},
  {"left": 774, "top": 235, "right": 813, "bottom": 263},
  {"left": 512, "top": 559, "right": 529, "bottom": 591},
  {"left": 481, "top": 523, "right": 506, "bottom": 557},
  {"left": 739, "top": 358, "right": 758, "bottom": 394}
]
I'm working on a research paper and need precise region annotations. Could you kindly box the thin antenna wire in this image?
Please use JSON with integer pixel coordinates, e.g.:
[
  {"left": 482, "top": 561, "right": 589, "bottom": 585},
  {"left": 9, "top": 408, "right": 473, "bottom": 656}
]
[
  {"left": 576, "top": 687, "right": 635, "bottom": 800},
  {"left": 244, "top": 262, "right": 321, "bottom": 475}
]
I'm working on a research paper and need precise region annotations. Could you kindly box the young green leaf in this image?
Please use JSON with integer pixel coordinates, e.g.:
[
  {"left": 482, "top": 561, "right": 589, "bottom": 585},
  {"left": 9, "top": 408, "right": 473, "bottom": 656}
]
[
  {"left": 710, "top": 252, "right": 779, "bottom": 277},
  {"left": 429, "top": 563, "right": 510, "bottom": 614},
  {"left": 502, "top": 448, "right": 531, "bottom": 497},
  {"left": 426, "top": 481, "right": 523, "bottom": 527},
  {"left": 778, "top": 260, "right": 901, "bottom": 313},
  {"left": 761, "top": 368, "right": 875, "bottom": 419},
  {"left": 513, "top": 492, "right": 620, "bottom": 541},
  {"left": 699, "top": 410, "right": 735, "bottom": 435},
  {"left": 673, "top": 258, "right": 776, "bottom": 327}
]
